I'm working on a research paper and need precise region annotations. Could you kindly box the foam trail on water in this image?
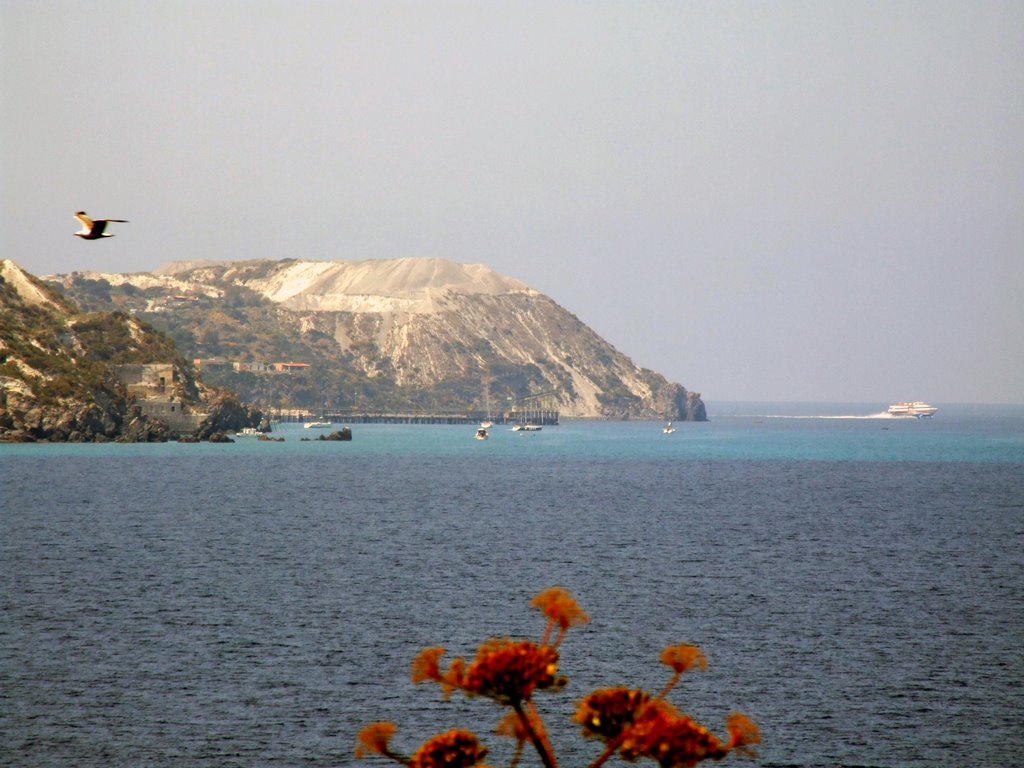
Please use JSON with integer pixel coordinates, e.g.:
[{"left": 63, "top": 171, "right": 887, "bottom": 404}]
[{"left": 751, "top": 412, "right": 898, "bottom": 420}]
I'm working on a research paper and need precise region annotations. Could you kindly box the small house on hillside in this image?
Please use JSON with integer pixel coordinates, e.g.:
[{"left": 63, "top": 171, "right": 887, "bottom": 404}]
[
  {"left": 112, "top": 363, "right": 177, "bottom": 398},
  {"left": 271, "top": 362, "right": 310, "bottom": 373},
  {"left": 193, "top": 357, "right": 232, "bottom": 372}
]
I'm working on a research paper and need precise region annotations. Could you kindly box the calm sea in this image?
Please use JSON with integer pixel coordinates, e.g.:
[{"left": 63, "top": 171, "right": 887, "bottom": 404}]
[{"left": 2, "top": 402, "right": 1022, "bottom": 768}]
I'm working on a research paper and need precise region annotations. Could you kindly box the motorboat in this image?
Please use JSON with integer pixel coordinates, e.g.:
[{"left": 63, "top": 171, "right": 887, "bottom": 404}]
[
  {"left": 511, "top": 423, "right": 542, "bottom": 432},
  {"left": 234, "top": 427, "right": 263, "bottom": 437},
  {"left": 662, "top": 421, "right": 675, "bottom": 434},
  {"left": 304, "top": 420, "right": 332, "bottom": 429},
  {"left": 475, "top": 427, "right": 489, "bottom": 440}
]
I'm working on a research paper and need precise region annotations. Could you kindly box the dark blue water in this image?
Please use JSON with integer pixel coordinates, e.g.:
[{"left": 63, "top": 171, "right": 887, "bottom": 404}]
[{"left": 2, "top": 404, "right": 1023, "bottom": 767}]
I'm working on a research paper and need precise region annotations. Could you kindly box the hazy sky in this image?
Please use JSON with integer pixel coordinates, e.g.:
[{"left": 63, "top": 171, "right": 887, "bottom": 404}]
[{"left": 3, "top": 1, "right": 1022, "bottom": 404}]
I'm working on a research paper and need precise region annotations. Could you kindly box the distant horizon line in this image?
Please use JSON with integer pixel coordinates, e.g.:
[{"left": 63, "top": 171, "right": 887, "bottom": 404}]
[{"left": 703, "top": 399, "right": 1024, "bottom": 407}]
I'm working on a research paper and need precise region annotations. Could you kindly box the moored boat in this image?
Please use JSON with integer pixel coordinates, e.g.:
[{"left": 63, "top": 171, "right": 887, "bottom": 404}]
[{"left": 304, "top": 420, "right": 332, "bottom": 428}]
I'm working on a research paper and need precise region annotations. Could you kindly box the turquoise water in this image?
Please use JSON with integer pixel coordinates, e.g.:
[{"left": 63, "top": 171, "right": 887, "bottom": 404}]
[
  {"left": 3, "top": 402, "right": 1021, "bottom": 463},
  {"left": 2, "top": 402, "right": 1022, "bottom": 767}
]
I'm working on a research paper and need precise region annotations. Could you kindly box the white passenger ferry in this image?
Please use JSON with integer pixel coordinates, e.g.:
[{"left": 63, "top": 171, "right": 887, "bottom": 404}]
[{"left": 887, "top": 401, "right": 937, "bottom": 418}]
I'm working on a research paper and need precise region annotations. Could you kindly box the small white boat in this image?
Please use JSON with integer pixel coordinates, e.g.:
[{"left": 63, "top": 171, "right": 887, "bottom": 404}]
[
  {"left": 480, "top": 420, "right": 494, "bottom": 429},
  {"left": 475, "top": 427, "right": 489, "bottom": 440},
  {"left": 304, "top": 420, "right": 332, "bottom": 429},
  {"left": 512, "top": 423, "right": 542, "bottom": 432},
  {"left": 234, "top": 427, "right": 263, "bottom": 437},
  {"left": 662, "top": 421, "right": 675, "bottom": 434}
]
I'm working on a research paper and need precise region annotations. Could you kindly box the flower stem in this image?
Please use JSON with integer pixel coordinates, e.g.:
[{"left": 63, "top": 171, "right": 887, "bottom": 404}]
[
  {"left": 655, "top": 671, "right": 681, "bottom": 700},
  {"left": 586, "top": 742, "right": 618, "bottom": 768},
  {"left": 512, "top": 701, "right": 557, "bottom": 768}
]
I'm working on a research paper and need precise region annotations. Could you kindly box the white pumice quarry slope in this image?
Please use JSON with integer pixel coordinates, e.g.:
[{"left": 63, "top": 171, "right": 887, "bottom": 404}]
[{"left": 48, "top": 257, "right": 705, "bottom": 420}]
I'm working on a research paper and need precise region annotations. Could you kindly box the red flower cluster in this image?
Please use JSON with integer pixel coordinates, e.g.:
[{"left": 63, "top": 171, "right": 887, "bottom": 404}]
[
  {"left": 408, "top": 729, "right": 490, "bottom": 768},
  {"left": 464, "top": 639, "right": 562, "bottom": 704},
  {"left": 357, "top": 588, "right": 759, "bottom": 768},
  {"left": 659, "top": 644, "right": 708, "bottom": 675},
  {"left": 355, "top": 722, "right": 398, "bottom": 760},
  {"left": 412, "top": 639, "right": 563, "bottom": 706},
  {"left": 575, "top": 689, "right": 760, "bottom": 768},
  {"left": 355, "top": 724, "right": 491, "bottom": 768},
  {"left": 531, "top": 586, "right": 589, "bottom": 646},
  {"left": 411, "top": 646, "right": 466, "bottom": 699},
  {"left": 575, "top": 687, "right": 652, "bottom": 741}
]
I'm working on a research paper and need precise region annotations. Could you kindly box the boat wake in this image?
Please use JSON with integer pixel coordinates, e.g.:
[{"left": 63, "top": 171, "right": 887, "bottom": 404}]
[{"left": 748, "top": 412, "right": 901, "bottom": 420}]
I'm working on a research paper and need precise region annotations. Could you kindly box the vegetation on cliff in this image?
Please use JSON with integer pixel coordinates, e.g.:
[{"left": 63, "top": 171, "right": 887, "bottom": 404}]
[{"left": 0, "top": 260, "right": 251, "bottom": 442}]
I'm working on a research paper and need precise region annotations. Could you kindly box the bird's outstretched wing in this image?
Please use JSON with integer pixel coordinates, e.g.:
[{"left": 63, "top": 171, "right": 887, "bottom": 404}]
[{"left": 73, "top": 211, "right": 128, "bottom": 238}]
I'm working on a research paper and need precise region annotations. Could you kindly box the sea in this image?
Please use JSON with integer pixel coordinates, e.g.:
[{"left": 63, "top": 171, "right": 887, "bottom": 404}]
[{"left": 1, "top": 402, "right": 1022, "bottom": 768}]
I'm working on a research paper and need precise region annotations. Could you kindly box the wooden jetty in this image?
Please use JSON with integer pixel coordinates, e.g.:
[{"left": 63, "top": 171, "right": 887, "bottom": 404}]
[{"left": 273, "top": 410, "right": 559, "bottom": 426}]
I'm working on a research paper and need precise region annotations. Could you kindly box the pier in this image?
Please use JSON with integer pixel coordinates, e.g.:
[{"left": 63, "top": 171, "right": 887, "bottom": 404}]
[{"left": 271, "top": 409, "right": 559, "bottom": 426}]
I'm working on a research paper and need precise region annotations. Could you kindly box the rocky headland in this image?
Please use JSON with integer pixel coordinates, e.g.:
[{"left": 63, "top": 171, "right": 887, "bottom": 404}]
[
  {"left": 0, "top": 259, "right": 260, "bottom": 442},
  {"left": 48, "top": 257, "right": 707, "bottom": 422}
]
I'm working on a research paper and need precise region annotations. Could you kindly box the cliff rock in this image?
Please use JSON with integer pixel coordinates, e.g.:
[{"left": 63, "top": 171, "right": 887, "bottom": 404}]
[
  {"left": 194, "top": 391, "right": 264, "bottom": 440},
  {"left": 0, "top": 260, "right": 253, "bottom": 442},
  {"left": 49, "top": 258, "right": 707, "bottom": 421}
]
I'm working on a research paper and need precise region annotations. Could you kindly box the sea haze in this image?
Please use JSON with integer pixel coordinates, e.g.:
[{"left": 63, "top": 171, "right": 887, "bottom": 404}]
[{"left": 2, "top": 404, "right": 1022, "bottom": 767}]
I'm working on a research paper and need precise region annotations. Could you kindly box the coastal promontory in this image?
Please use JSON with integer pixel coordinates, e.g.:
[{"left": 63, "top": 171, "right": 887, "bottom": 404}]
[
  {"left": 47, "top": 257, "right": 706, "bottom": 422},
  {"left": 0, "top": 259, "right": 258, "bottom": 442}
]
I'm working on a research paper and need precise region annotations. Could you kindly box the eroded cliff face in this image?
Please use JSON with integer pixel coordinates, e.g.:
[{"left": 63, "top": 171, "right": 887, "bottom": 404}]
[
  {"left": 259, "top": 259, "right": 704, "bottom": 420},
  {"left": 49, "top": 257, "right": 707, "bottom": 420},
  {"left": 297, "top": 290, "right": 699, "bottom": 419}
]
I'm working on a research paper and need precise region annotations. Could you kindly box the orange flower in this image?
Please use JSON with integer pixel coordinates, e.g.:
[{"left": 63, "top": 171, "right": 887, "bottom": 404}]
[
  {"left": 653, "top": 717, "right": 726, "bottom": 767},
  {"left": 408, "top": 729, "right": 489, "bottom": 768},
  {"left": 725, "top": 712, "right": 761, "bottom": 757},
  {"left": 656, "top": 644, "right": 708, "bottom": 700},
  {"left": 355, "top": 721, "right": 398, "bottom": 759},
  {"left": 659, "top": 644, "right": 707, "bottom": 675},
  {"left": 617, "top": 705, "right": 759, "bottom": 768},
  {"left": 495, "top": 711, "right": 530, "bottom": 743},
  {"left": 441, "top": 656, "right": 467, "bottom": 699},
  {"left": 574, "top": 687, "right": 652, "bottom": 742},
  {"left": 615, "top": 698, "right": 682, "bottom": 761},
  {"left": 531, "top": 587, "right": 588, "bottom": 646},
  {"left": 412, "top": 647, "right": 447, "bottom": 684},
  {"left": 463, "top": 638, "right": 562, "bottom": 704},
  {"left": 412, "top": 647, "right": 467, "bottom": 699},
  {"left": 622, "top": 708, "right": 718, "bottom": 766}
]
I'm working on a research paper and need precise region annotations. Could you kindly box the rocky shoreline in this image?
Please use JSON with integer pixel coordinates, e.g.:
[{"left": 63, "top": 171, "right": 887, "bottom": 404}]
[
  {"left": 0, "top": 389, "right": 265, "bottom": 444},
  {"left": 1, "top": 260, "right": 265, "bottom": 443}
]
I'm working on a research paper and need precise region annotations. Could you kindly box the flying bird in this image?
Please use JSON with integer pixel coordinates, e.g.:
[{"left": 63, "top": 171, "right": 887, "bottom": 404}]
[{"left": 73, "top": 211, "right": 129, "bottom": 240}]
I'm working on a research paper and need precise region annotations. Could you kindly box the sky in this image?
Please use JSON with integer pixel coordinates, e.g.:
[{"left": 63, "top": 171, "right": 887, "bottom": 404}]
[{"left": 2, "top": 1, "right": 1022, "bottom": 404}]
